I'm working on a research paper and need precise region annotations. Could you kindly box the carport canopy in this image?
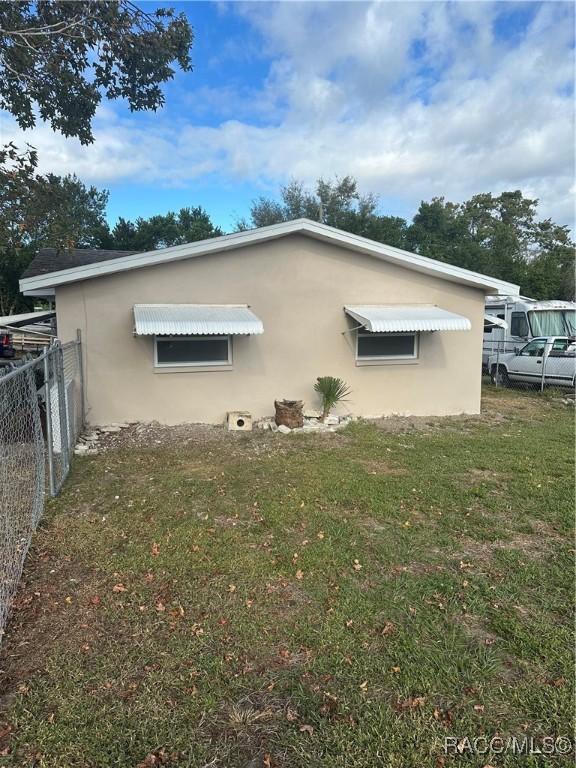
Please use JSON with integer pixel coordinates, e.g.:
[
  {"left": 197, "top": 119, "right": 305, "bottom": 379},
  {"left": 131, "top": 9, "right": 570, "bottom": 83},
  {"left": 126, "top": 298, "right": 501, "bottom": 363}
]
[
  {"left": 133, "top": 304, "right": 264, "bottom": 336},
  {"left": 0, "top": 309, "right": 55, "bottom": 329},
  {"left": 344, "top": 305, "right": 471, "bottom": 333}
]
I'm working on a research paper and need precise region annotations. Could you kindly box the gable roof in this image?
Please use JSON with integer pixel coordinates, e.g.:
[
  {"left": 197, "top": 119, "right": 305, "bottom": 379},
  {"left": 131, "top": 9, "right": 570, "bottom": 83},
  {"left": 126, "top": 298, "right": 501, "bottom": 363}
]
[
  {"left": 21, "top": 247, "right": 138, "bottom": 279},
  {"left": 19, "top": 219, "right": 519, "bottom": 295}
]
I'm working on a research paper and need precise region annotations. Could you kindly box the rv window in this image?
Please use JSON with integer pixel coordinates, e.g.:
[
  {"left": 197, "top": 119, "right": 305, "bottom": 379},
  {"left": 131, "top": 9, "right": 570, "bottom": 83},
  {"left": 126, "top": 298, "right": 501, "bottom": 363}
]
[
  {"left": 510, "top": 312, "right": 529, "bottom": 338},
  {"left": 528, "top": 310, "right": 570, "bottom": 337}
]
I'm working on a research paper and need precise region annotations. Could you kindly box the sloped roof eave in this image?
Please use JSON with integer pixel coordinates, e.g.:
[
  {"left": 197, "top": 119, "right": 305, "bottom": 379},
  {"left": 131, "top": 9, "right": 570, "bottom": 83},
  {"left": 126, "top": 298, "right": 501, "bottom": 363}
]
[{"left": 19, "top": 219, "right": 520, "bottom": 296}]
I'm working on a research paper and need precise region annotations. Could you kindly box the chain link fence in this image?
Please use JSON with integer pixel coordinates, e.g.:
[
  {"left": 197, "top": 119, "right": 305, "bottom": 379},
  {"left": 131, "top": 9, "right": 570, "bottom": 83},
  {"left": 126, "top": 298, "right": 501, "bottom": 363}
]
[
  {"left": 483, "top": 337, "right": 576, "bottom": 394},
  {"left": 0, "top": 340, "right": 83, "bottom": 639}
]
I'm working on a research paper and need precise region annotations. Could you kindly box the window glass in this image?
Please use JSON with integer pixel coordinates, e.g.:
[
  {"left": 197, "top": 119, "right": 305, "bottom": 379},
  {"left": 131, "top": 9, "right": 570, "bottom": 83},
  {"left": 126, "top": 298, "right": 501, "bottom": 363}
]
[
  {"left": 528, "top": 311, "right": 568, "bottom": 336},
  {"left": 156, "top": 336, "right": 230, "bottom": 366},
  {"left": 520, "top": 339, "right": 546, "bottom": 357},
  {"left": 563, "top": 310, "right": 576, "bottom": 335},
  {"left": 357, "top": 333, "right": 416, "bottom": 359},
  {"left": 510, "top": 312, "right": 529, "bottom": 338}
]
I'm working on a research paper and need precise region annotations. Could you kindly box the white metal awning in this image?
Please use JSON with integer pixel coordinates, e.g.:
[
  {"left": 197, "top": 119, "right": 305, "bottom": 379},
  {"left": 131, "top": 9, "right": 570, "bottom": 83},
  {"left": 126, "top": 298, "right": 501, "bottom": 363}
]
[
  {"left": 344, "top": 305, "right": 471, "bottom": 332},
  {"left": 133, "top": 304, "right": 264, "bottom": 336},
  {"left": 484, "top": 313, "right": 508, "bottom": 330}
]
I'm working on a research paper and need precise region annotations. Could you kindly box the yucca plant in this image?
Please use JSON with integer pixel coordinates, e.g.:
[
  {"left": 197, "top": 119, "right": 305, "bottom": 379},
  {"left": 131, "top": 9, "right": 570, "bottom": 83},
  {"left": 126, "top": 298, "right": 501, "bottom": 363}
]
[{"left": 314, "top": 376, "right": 351, "bottom": 422}]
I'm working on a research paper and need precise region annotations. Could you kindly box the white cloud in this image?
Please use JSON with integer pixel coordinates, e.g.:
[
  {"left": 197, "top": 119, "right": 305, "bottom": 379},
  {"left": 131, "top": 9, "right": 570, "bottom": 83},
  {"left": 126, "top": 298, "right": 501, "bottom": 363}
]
[{"left": 2, "top": 1, "right": 574, "bottom": 227}]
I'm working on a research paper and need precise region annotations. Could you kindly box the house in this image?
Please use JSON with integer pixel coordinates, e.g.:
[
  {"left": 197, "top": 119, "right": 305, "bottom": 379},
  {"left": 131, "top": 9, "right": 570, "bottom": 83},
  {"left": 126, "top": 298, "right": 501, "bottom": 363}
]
[{"left": 20, "top": 219, "right": 518, "bottom": 425}]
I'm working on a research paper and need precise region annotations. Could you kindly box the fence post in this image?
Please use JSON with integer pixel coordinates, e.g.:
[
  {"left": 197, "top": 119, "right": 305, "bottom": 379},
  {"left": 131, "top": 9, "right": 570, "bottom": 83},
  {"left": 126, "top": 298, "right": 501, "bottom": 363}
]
[
  {"left": 540, "top": 340, "right": 552, "bottom": 393},
  {"left": 495, "top": 342, "right": 500, "bottom": 388},
  {"left": 76, "top": 329, "right": 85, "bottom": 427},
  {"left": 43, "top": 348, "right": 56, "bottom": 497},
  {"left": 55, "top": 343, "right": 70, "bottom": 476}
]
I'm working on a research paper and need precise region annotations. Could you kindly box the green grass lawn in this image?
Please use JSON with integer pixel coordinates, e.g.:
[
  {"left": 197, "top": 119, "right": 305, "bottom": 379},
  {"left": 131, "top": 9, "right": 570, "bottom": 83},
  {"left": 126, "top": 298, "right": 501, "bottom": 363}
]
[{"left": 0, "top": 387, "right": 574, "bottom": 767}]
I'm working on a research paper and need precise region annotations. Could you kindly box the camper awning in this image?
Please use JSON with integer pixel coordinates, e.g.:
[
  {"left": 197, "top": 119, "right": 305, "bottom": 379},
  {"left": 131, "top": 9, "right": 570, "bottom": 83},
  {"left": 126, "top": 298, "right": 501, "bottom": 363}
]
[
  {"left": 133, "top": 304, "right": 264, "bottom": 336},
  {"left": 484, "top": 313, "right": 508, "bottom": 330},
  {"left": 344, "top": 305, "right": 471, "bottom": 333}
]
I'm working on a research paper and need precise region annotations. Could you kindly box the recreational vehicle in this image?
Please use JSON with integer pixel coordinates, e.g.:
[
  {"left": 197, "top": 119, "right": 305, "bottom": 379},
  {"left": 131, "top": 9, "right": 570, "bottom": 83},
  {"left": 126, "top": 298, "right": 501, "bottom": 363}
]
[{"left": 483, "top": 296, "right": 576, "bottom": 369}]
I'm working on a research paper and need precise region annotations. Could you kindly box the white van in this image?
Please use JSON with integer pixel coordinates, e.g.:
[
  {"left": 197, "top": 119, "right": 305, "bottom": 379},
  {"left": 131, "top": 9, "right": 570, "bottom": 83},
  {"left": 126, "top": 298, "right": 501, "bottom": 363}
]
[{"left": 483, "top": 296, "right": 576, "bottom": 369}]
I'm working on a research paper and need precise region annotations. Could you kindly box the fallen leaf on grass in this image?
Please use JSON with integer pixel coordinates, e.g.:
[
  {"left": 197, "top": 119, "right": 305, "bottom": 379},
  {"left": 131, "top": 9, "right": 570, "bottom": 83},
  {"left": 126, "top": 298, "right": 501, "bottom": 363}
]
[
  {"left": 88, "top": 595, "right": 101, "bottom": 606},
  {"left": 299, "top": 724, "right": 314, "bottom": 736},
  {"left": 286, "top": 708, "right": 299, "bottom": 722},
  {"left": 433, "top": 707, "right": 453, "bottom": 726},
  {"left": 151, "top": 542, "right": 160, "bottom": 557},
  {"left": 112, "top": 583, "right": 127, "bottom": 593},
  {"left": 228, "top": 584, "right": 237, "bottom": 593},
  {"left": 352, "top": 559, "right": 362, "bottom": 571},
  {"left": 295, "top": 569, "right": 304, "bottom": 580},
  {"left": 136, "top": 749, "right": 170, "bottom": 767},
  {"left": 380, "top": 621, "right": 396, "bottom": 636},
  {"left": 396, "top": 695, "right": 426, "bottom": 710}
]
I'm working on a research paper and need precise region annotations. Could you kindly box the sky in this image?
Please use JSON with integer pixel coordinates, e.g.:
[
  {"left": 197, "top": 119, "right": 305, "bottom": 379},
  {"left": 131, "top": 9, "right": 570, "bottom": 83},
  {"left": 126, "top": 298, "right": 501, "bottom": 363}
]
[{"left": 2, "top": 0, "right": 575, "bottom": 233}]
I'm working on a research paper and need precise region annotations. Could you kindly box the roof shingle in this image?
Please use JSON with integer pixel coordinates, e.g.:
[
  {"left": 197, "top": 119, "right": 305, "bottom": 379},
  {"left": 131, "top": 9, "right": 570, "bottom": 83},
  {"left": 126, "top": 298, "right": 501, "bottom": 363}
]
[{"left": 21, "top": 247, "right": 138, "bottom": 279}]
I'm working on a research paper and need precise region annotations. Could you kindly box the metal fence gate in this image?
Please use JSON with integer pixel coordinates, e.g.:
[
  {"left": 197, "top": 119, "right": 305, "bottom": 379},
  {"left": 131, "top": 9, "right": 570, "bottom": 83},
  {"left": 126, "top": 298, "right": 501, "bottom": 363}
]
[{"left": 0, "top": 340, "right": 83, "bottom": 638}]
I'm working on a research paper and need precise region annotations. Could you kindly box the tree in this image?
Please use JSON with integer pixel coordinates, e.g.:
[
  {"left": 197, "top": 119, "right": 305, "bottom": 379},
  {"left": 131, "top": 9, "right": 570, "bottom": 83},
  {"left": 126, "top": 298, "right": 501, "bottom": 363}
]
[
  {"left": 0, "top": 144, "right": 38, "bottom": 314},
  {"left": 407, "top": 192, "right": 575, "bottom": 299},
  {"left": 110, "top": 207, "right": 223, "bottom": 251},
  {"left": 0, "top": 1, "right": 193, "bottom": 144},
  {"left": 238, "top": 178, "right": 573, "bottom": 299},
  {"left": 0, "top": 1, "right": 193, "bottom": 311},
  {"left": 0, "top": 151, "right": 110, "bottom": 313},
  {"left": 238, "top": 176, "right": 409, "bottom": 247}
]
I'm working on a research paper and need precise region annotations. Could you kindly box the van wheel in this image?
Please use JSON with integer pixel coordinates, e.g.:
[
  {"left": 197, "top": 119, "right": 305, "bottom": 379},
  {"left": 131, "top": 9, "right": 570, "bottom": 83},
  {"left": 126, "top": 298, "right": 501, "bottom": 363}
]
[{"left": 491, "top": 365, "right": 509, "bottom": 387}]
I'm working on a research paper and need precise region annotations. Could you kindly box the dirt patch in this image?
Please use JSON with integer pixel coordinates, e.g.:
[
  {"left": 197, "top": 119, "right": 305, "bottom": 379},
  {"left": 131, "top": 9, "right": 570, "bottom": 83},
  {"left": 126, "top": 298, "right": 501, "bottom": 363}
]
[
  {"left": 462, "top": 468, "right": 513, "bottom": 484},
  {"left": 357, "top": 459, "right": 408, "bottom": 476},
  {"left": 455, "top": 524, "right": 563, "bottom": 562},
  {"left": 82, "top": 421, "right": 350, "bottom": 463},
  {"left": 369, "top": 388, "right": 562, "bottom": 435},
  {"left": 460, "top": 614, "right": 501, "bottom": 646},
  {"left": 213, "top": 515, "right": 256, "bottom": 529},
  {"left": 388, "top": 562, "right": 446, "bottom": 577}
]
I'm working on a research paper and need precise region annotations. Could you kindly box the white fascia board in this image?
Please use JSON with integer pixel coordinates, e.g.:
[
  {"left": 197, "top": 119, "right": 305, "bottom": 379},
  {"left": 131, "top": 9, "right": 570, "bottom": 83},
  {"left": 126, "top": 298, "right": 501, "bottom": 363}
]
[
  {"left": 19, "top": 218, "right": 520, "bottom": 296},
  {"left": 22, "top": 287, "right": 55, "bottom": 297}
]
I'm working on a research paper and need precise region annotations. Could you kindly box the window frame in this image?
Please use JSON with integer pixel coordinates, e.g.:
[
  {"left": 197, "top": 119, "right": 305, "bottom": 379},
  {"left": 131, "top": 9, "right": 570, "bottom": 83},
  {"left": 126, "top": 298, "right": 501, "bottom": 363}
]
[
  {"left": 510, "top": 311, "right": 529, "bottom": 338},
  {"left": 355, "top": 330, "right": 419, "bottom": 363},
  {"left": 154, "top": 334, "right": 232, "bottom": 369}
]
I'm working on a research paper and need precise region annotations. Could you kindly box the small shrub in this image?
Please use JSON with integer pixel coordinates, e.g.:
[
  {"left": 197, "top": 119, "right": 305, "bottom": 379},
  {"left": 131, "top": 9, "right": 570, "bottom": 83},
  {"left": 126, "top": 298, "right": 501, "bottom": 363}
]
[{"left": 314, "top": 376, "right": 351, "bottom": 422}]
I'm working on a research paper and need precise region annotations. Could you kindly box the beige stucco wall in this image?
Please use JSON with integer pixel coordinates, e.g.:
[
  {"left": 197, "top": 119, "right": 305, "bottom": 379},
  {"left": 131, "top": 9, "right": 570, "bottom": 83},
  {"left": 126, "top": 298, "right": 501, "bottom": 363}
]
[{"left": 55, "top": 234, "right": 486, "bottom": 425}]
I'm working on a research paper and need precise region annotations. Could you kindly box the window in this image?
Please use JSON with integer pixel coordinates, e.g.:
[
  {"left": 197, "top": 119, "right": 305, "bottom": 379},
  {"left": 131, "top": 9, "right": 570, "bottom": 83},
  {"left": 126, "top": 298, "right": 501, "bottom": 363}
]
[
  {"left": 519, "top": 339, "right": 546, "bottom": 357},
  {"left": 549, "top": 338, "right": 575, "bottom": 358},
  {"left": 356, "top": 331, "right": 418, "bottom": 361},
  {"left": 155, "top": 335, "right": 231, "bottom": 368},
  {"left": 510, "top": 312, "right": 529, "bottom": 338},
  {"left": 528, "top": 310, "right": 573, "bottom": 336}
]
